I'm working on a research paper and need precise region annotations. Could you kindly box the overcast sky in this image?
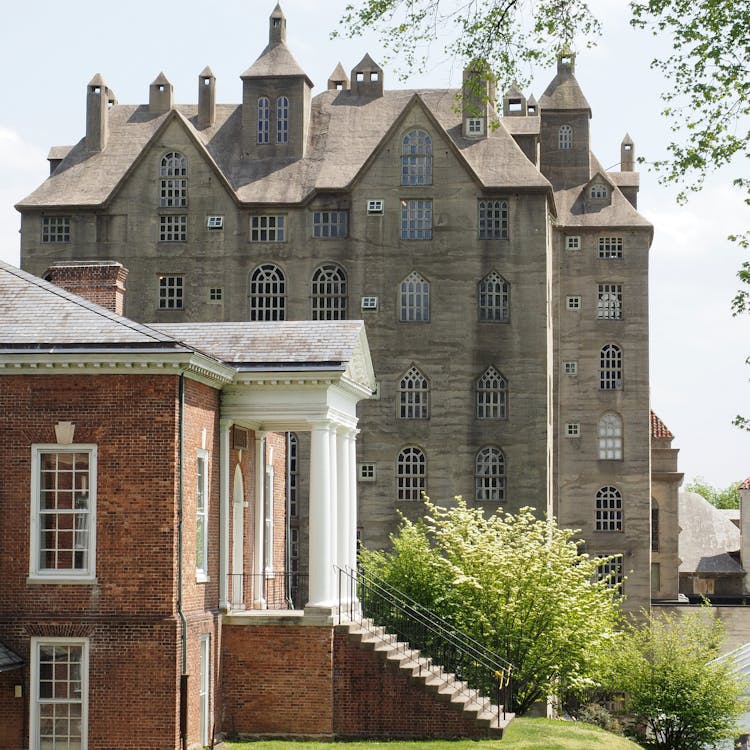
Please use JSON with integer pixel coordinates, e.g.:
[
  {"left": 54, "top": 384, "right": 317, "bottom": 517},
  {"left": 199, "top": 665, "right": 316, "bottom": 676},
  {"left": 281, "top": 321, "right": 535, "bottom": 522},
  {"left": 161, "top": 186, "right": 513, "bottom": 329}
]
[{"left": 1, "top": 0, "right": 748, "bottom": 487}]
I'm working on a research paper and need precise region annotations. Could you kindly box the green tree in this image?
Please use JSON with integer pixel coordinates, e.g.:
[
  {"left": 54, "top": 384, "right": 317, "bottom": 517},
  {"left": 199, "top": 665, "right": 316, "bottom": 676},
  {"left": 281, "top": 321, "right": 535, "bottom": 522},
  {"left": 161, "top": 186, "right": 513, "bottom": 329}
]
[
  {"left": 605, "top": 607, "right": 747, "bottom": 750},
  {"left": 360, "top": 497, "right": 622, "bottom": 714},
  {"left": 685, "top": 477, "right": 742, "bottom": 509}
]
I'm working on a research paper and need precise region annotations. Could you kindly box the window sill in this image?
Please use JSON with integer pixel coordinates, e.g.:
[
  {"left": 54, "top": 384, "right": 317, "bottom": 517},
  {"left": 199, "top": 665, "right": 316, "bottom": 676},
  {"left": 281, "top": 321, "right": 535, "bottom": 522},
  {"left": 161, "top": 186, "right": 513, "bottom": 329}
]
[
  {"left": 196, "top": 574, "right": 210, "bottom": 584},
  {"left": 27, "top": 575, "right": 97, "bottom": 585}
]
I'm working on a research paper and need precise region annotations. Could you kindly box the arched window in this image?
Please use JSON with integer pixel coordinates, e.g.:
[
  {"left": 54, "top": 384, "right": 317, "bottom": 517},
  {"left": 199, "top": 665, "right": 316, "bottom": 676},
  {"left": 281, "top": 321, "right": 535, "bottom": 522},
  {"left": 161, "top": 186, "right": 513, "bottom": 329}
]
[
  {"left": 276, "top": 96, "right": 289, "bottom": 144},
  {"left": 590, "top": 183, "right": 608, "bottom": 199},
  {"left": 559, "top": 124, "right": 573, "bottom": 150},
  {"left": 478, "top": 271, "right": 510, "bottom": 321},
  {"left": 249, "top": 264, "right": 285, "bottom": 321},
  {"left": 600, "top": 344, "right": 623, "bottom": 390},
  {"left": 476, "top": 366, "right": 507, "bottom": 419},
  {"left": 396, "top": 447, "right": 426, "bottom": 501},
  {"left": 598, "top": 413, "right": 623, "bottom": 460},
  {"left": 475, "top": 447, "right": 505, "bottom": 503},
  {"left": 595, "top": 486, "right": 623, "bottom": 531},
  {"left": 399, "top": 271, "right": 430, "bottom": 321},
  {"left": 311, "top": 264, "right": 347, "bottom": 320},
  {"left": 401, "top": 129, "right": 433, "bottom": 185},
  {"left": 257, "top": 97, "right": 270, "bottom": 144},
  {"left": 399, "top": 366, "right": 429, "bottom": 419},
  {"left": 160, "top": 151, "right": 187, "bottom": 207}
]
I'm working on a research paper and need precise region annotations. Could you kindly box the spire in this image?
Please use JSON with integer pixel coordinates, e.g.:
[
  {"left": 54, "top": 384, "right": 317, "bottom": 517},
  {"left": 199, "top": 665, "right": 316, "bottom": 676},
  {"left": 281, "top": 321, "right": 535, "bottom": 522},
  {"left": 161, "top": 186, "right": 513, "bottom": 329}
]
[
  {"left": 621, "top": 133, "right": 635, "bottom": 172},
  {"left": 328, "top": 62, "right": 349, "bottom": 91},
  {"left": 269, "top": 3, "right": 286, "bottom": 46}
]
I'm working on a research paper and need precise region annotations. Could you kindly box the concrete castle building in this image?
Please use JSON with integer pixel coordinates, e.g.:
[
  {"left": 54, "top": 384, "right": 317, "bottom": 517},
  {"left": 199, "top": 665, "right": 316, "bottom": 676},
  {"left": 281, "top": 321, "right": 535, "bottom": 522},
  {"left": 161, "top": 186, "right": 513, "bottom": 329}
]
[{"left": 17, "top": 5, "right": 662, "bottom": 608}]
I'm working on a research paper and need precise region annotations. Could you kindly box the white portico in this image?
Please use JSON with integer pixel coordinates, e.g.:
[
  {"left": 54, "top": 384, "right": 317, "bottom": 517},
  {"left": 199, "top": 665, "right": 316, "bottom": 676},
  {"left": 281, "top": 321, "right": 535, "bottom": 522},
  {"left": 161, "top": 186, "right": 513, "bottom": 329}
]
[{"left": 155, "top": 320, "right": 375, "bottom": 613}]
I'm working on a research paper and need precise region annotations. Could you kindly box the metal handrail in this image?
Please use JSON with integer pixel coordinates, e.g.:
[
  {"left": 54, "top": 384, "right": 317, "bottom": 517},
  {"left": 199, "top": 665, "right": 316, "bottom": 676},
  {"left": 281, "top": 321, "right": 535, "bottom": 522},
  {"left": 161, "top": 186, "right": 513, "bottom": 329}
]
[{"left": 337, "top": 565, "right": 513, "bottom": 722}]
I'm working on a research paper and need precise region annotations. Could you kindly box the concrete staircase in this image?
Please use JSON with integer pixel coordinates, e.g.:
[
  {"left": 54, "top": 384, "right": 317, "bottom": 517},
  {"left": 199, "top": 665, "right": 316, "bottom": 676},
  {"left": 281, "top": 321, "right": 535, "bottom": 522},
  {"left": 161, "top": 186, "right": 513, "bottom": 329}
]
[{"left": 339, "top": 617, "right": 514, "bottom": 738}]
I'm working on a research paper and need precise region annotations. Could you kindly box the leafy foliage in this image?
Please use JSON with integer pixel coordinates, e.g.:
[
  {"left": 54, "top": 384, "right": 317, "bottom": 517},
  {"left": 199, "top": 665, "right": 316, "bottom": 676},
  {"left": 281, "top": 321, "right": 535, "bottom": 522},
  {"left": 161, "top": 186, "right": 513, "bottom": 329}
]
[
  {"left": 604, "top": 607, "right": 747, "bottom": 750},
  {"left": 360, "top": 497, "right": 622, "bottom": 715},
  {"left": 685, "top": 477, "right": 742, "bottom": 509}
]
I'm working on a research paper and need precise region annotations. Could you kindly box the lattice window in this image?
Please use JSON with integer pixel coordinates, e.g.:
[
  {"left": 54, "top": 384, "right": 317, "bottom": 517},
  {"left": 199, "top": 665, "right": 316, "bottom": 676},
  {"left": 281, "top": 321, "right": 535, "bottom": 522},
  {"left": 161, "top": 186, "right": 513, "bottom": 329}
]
[
  {"left": 478, "top": 200, "right": 509, "bottom": 239},
  {"left": 276, "top": 96, "right": 289, "bottom": 144},
  {"left": 600, "top": 344, "right": 623, "bottom": 390},
  {"left": 598, "top": 237, "right": 623, "bottom": 259},
  {"left": 476, "top": 366, "right": 508, "bottom": 419},
  {"left": 474, "top": 446, "right": 505, "bottom": 502},
  {"left": 399, "top": 271, "right": 430, "bottom": 321},
  {"left": 590, "top": 183, "right": 608, "bottom": 199},
  {"left": 399, "top": 366, "right": 429, "bottom": 419},
  {"left": 312, "top": 210, "right": 348, "bottom": 238},
  {"left": 159, "top": 151, "right": 187, "bottom": 207},
  {"left": 595, "top": 486, "right": 623, "bottom": 531},
  {"left": 257, "top": 97, "right": 270, "bottom": 144},
  {"left": 596, "top": 554, "right": 624, "bottom": 589},
  {"left": 159, "top": 275, "right": 184, "bottom": 309},
  {"left": 249, "top": 263, "right": 285, "bottom": 321},
  {"left": 598, "top": 412, "right": 623, "bottom": 460},
  {"left": 42, "top": 216, "right": 70, "bottom": 243},
  {"left": 159, "top": 215, "right": 187, "bottom": 242},
  {"left": 311, "top": 263, "right": 347, "bottom": 320},
  {"left": 400, "top": 199, "right": 432, "bottom": 239},
  {"left": 597, "top": 284, "right": 623, "bottom": 319},
  {"left": 401, "top": 129, "right": 432, "bottom": 185},
  {"left": 251, "top": 215, "right": 285, "bottom": 242},
  {"left": 478, "top": 271, "right": 510, "bottom": 321},
  {"left": 559, "top": 124, "right": 573, "bottom": 149},
  {"left": 396, "top": 447, "right": 426, "bottom": 501}
]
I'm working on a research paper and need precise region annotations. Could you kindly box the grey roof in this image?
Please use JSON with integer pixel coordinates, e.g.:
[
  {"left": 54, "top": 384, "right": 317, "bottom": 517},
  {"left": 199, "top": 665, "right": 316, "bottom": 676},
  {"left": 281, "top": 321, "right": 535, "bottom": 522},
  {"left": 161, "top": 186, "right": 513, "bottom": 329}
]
[
  {"left": 553, "top": 179, "right": 653, "bottom": 229},
  {"left": 0, "top": 642, "right": 23, "bottom": 672},
  {"left": 241, "top": 36, "right": 311, "bottom": 84},
  {"left": 679, "top": 490, "right": 744, "bottom": 575},
  {"left": 539, "top": 68, "right": 591, "bottom": 113},
  {"left": 0, "top": 260, "right": 182, "bottom": 348},
  {"left": 153, "top": 320, "right": 367, "bottom": 369}
]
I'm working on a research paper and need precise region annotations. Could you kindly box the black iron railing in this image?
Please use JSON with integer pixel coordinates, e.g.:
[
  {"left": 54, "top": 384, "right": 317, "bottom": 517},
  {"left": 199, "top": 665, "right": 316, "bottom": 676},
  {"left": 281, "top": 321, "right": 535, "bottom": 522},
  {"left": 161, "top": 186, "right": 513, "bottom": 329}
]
[
  {"left": 226, "top": 572, "right": 308, "bottom": 610},
  {"left": 336, "top": 565, "right": 513, "bottom": 722}
]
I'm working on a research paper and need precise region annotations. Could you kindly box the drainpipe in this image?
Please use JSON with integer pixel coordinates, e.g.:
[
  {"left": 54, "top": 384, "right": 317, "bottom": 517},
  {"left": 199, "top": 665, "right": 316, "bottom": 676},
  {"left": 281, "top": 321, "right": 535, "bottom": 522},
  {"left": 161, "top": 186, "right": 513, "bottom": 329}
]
[{"left": 177, "top": 373, "right": 188, "bottom": 750}]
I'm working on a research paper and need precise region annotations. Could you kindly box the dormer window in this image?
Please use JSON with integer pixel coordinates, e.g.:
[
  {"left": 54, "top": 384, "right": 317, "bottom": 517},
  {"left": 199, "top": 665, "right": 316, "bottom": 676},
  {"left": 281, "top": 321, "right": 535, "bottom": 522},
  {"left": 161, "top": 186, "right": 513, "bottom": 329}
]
[
  {"left": 466, "top": 118, "right": 485, "bottom": 137},
  {"left": 590, "top": 183, "right": 608, "bottom": 199},
  {"left": 559, "top": 125, "right": 573, "bottom": 150}
]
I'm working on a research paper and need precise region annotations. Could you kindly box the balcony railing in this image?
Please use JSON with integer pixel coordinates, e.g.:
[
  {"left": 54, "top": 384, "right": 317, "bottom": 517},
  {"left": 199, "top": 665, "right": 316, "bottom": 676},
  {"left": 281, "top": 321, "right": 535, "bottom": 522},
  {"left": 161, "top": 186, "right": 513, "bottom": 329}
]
[{"left": 226, "top": 572, "right": 308, "bottom": 611}]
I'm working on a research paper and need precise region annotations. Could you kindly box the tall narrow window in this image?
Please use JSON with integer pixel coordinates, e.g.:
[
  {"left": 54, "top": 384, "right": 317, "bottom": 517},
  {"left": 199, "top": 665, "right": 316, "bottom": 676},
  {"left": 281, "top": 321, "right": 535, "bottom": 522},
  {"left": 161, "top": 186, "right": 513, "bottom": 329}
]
[
  {"left": 652, "top": 501, "right": 660, "bottom": 552},
  {"left": 559, "top": 124, "right": 573, "bottom": 149},
  {"left": 32, "top": 639, "right": 88, "bottom": 750},
  {"left": 597, "top": 284, "right": 623, "bottom": 319},
  {"left": 287, "top": 433, "right": 298, "bottom": 519},
  {"left": 31, "top": 447, "right": 96, "bottom": 579},
  {"left": 196, "top": 450, "right": 208, "bottom": 579},
  {"left": 475, "top": 446, "right": 505, "bottom": 502},
  {"left": 401, "top": 129, "right": 432, "bottom": 185},
  {"left": 399, "top": 271, "right": 430, "bottom": 321},
  {"left": 400, "top": 199, "right": 432, "bottom": 239},
  {"left": 478, "top": 271, "right": 510, "bottom": 321},
  {"left": 276, "top": 96, "right": 289, "bottom": 144},
  {"left": 476, "top": 366, "right": 508, "bottom": 419},
  {"left": 311, "top": 264, "right": 347, "bottom": 320},
  {"left": 199, "top": 635, "right": 210, "bottom": 748},
  {"left": 399, "top": 366, "right": 429, "bottom": 419},
  {"left": 478, "top": 200, "right": 509, "bottom": 239},
  {"left": 595, "top": 486, "right": 623, "bottom": 531},
  {"left": 396, "top": 447, "right": 426, "bottom": 501},
  {"left": 160, "top": 151, "right": 187, "bottom": 207},
  {"left": 600, "top": 344, "right": 623, "bottom": 389},
  {"left": 257, "top": 97, "right": 270, "bottom": 144},
  {"left": 249, "top": 264, "right": 285, "bottom": 321},
  {"left": 598, "top": 412, "right": 623, "bottom": 460}
]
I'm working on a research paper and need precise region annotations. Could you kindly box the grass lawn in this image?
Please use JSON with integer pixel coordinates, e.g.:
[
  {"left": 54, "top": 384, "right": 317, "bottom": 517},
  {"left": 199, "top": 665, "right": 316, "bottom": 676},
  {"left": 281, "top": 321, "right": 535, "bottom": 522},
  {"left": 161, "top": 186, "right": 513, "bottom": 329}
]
[{"left": 224, "top": 717, "right": 643, "bottom": 749}]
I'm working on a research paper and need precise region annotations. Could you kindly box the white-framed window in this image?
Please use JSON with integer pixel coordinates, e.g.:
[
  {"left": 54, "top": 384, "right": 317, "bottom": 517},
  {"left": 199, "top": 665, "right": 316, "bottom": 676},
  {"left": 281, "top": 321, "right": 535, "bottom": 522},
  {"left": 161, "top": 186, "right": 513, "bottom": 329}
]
[
  {"left": 478, "top": 199, "right": 509, "bottom": 240},
  {"left": 476, "top": 366, "right": 507, "bottom": 419},
  {"left": 565, "top": 423, "right": 580, "bottom": 437},
  {"left": 30, "top": 446, "right": 97, "bottom": 581},
  {"left": 249, "top": 263, "right": 285, "bottom": 321},
  {"left": 566, "top": 295, "right": 581, "bottom": 310},
  {"left": 590, "top": 183, "right": 609, "bottom": 199},
  {"left": 361, "top": 296, "right": 378, "bottom": 311},
  {"left": 199, "top": 636, "right": 211, "bottom": 747},
  {"left": 559, "top": 124, "right": 573, "bottom": 150},
  {"left": 196, "top": 449, "right": 209, "bottom": 580},
  {"left": 206, "top": 215, "right": 223, "bottom": 230},
  {"left": 159, "top": 152, "right": 187, "bottom": 208},
  {"left": 466, "top": 118, "right": 484, "bottom": 136},
  {"left": 287, "top": 433, "right": 298, "bottom": 519},
  {"left": 367, "top": 199, "right": 384, "bottom": 215},
  {"left": 564, "top": 361, "right": 578, "bottom": 375},
  {"left": 600, "top": 343, "right": 623, "bottom": 390},
  {"left": 208, "top": 287, "right": 223, "bottom": 303},
  {"left": 31, "top": 637, "right": 89, "bottom": 750},
  {"left": 595, "top": 486, "right": 623, "bottom": 531},
  {"left": 264, "top": 460, "right": 274, "bottom": 575},
  {"left": 359, "top": 463, "right": 376, "bottom": 482},
  {"left": 159, "top": 215, "right": 187, "bottom": 242},
  {"left": 257, "top": 97, "right": 270, "bottom": 144},
  {"left": 159, "top": 275, "right": 184, "bottom": 310},
  {"left": 596, "top": 554, "right": 624, "bottom": 589},
  {"left": 597, "top": 283, "right": 623, "bottom": 319},
  {"left": 565, "top": 235, "right": 581, "bottom": 251},
  {"left": 250, "top": 215, "right": 285, "bottom": 242},
  {"left": 396, "top": 446, "right": 426, "bottom": 501},
  {"left": 41, "top": 216, "right": 71, "bottom": 243},
  {"left": 311, "top": 263, "right": 347, "bottom": 320},
  {"left": 400, "top": 199, "right": 432, "bottom": 240},
  {"left": 276, "top": 96, "right": 289, "bottom": 144},
  {"left": 399, "top": 365, "right": 429, "bottom": 419},
  {"left": 399, "top": 271, "right": 430, "bottom": 321},
  {"left": 312, "top": 210, "right": 348, "bottom": 238},
  {"left": 478, "top": 271, "right": 510, "bottom": 321},
  {"left": 474, "top": 446, "right": 505, "bottom": 502},
  {"left": 599, "top": 237, "right": 623, "bottom": 259},
  {"left": 401, "top": 129, "right": 433, "bottom": 185},
  {"left": 598, "top": 412, "right": 623, "bottom": 460}
]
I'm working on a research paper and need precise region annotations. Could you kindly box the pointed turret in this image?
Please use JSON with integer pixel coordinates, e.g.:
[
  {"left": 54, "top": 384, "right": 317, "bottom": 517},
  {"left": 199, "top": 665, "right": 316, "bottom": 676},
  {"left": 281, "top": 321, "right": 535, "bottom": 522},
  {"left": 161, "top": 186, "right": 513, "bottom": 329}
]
[
  {"left": 198, "top": 66, "right": 216, "bottom": 128},
  {"left": 621, "top": 133, "right": 635, "bottom": 172},
  {"left": 527, "top": 94, "right": 538, "bottom": 116},
  {"left": 269, "top": 3, "right": 286, "bottom": 46},
  {"left": 149, "top": 72, "right": 173, "bottom": 114},
  {"left": 350, "top": 54, "right": 383, "bottom": 98},
  {"left": 86, "top": 73, "right": 112, "bottom": 152},
  {"left": 328, "top": 62, "right": 349, "bottom": 91}
]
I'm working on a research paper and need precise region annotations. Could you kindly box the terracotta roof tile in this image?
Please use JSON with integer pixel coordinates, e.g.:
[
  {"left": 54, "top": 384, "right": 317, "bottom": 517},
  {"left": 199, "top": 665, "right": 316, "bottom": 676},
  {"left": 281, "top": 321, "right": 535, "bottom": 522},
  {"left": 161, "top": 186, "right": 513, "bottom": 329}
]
[{"left": 650, "top": 410, "right": 674, "bottom": 439}]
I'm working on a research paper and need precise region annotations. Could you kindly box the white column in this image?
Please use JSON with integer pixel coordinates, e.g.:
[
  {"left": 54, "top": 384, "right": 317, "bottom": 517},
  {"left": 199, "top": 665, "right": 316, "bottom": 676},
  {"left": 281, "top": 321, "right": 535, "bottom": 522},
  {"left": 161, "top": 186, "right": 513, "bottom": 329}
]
[
  {"left": 218, "top": 420, "right": 232, "bottom": 611},
  {"left": 347, "top": 429, "right": 359, "bottom": 574},
  {"left": 253, "top": 432, "right": 267, "bottom": 608},
  {"left": 308, "top": 422, "right": 333, "bottom": 608},
  {"left": 336, "top": 427, "right": 349, "bottom": 580}
]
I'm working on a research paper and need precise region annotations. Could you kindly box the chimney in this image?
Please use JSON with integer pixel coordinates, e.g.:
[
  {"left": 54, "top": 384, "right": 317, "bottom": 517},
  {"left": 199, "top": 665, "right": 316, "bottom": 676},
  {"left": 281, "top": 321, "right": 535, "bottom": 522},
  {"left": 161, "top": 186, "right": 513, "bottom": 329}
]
[
  {"left": 350, "top": 54, "right": 383, "bottom": 98},
  {"left": 462, "top": 60, "right": 495, "bottom": 137},
  {"left": 621, "top": 133, "right": 635, "bottom": 172},
  {"left": 86, "top": 73, "right": 111, "bottom": 152},
  {"left": 149, "top": 72, "right": 173, "bottom": 114},
  {"left": 503, "top": 83, "right": 527, "bottom": 117},
  {"left": 198, "top": 66, "right": 216, "bottom": 128},
  {"left": 327, "top": 62, "right": 350, "bottom": 91},
  {"left": 45, "top": 261, "right": 128, "bottom": 316}
]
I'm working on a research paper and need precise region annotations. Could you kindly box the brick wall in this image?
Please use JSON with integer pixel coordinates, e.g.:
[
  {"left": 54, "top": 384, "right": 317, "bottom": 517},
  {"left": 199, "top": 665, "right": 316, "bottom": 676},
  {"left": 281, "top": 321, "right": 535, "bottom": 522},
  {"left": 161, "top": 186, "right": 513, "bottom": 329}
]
[{"left": 0, "top": 669, "right": 24, "bottom": 750}]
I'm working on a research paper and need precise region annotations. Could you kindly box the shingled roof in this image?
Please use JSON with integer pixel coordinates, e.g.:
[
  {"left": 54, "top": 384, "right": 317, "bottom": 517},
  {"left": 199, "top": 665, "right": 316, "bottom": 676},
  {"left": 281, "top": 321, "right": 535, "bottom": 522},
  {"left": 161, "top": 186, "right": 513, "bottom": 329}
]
[{"left": 650, "top": 410, "right": 674, "bottom": 440}]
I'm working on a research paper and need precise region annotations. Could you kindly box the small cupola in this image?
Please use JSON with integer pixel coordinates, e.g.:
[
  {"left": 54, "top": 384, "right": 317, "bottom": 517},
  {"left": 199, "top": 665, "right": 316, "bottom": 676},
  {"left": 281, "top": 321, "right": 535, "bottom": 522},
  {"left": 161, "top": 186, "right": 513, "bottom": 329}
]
[
  {"left": 86, "top": 73, "right": 112, "bottom": 152},
  {"left": 557, "top": 47, "right": 576, "bottom": 74},
  {"left": 503, "top": 83, "right": 527, "bottom": 117},
  {"left": 328, "top": 62, "right": 350, "bottom": 91},
  {"left": 526, "top": 94, "right": 538, "bottom": 116},
  {"left": 269, "top": 3, "right": 287, "bottom": 46},
  {"left": 198, "top": 66, "right": 216, "bottom": 128},
  {"left": 149, "top": 72, "right": 173, "bottom": 114},
  {"left": 621, "top": 133, "right": 635, "bottom": 172},
  {"left": 350, "top": 54, "right": 383, "bottom": 98}
]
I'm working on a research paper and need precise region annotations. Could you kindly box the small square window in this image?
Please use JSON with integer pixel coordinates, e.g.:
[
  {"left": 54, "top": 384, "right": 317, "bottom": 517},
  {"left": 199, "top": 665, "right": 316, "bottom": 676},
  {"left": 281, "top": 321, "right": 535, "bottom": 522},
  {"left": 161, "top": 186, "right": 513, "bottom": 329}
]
[
  {"left": 160, "top": 215, "right": 187, "bottom": 242},
  {"left": 565, "top": 423, "right": 580, "bottom": 437},
  {"left": 599, "top": 237, "right": 623, "bottom": 259},
  {"left": 466, "top": 118, "right": 484, "bottom": 136},
  {"left": 367, "top": 199, "right": 384, "bottom": 215},
  {"left": 565, "top": 235, "right": 581, "bottom": 251},
  {"left": 42, "top": 216, "right": 71, "bottom": 243},
  {"left": 359, "top": 463, "right": 376, "bottom": 482},
  {"left": 159, "top": 275, "right": 184, "bottom": 309},
  {"left": 361, "top": 296, "right": 378, "bottom": 311},
  {"left": 206, "top": 216, "right": 224, "bottom": 230},
  {"left": 566, "top": 296, "right": 581, "bottom": 310},
  {"left": 209, "top": 288, "right": 223, "bottom": 303},
  {"left": 564, "top": 361, "right": 578, "bottom": 375}
]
